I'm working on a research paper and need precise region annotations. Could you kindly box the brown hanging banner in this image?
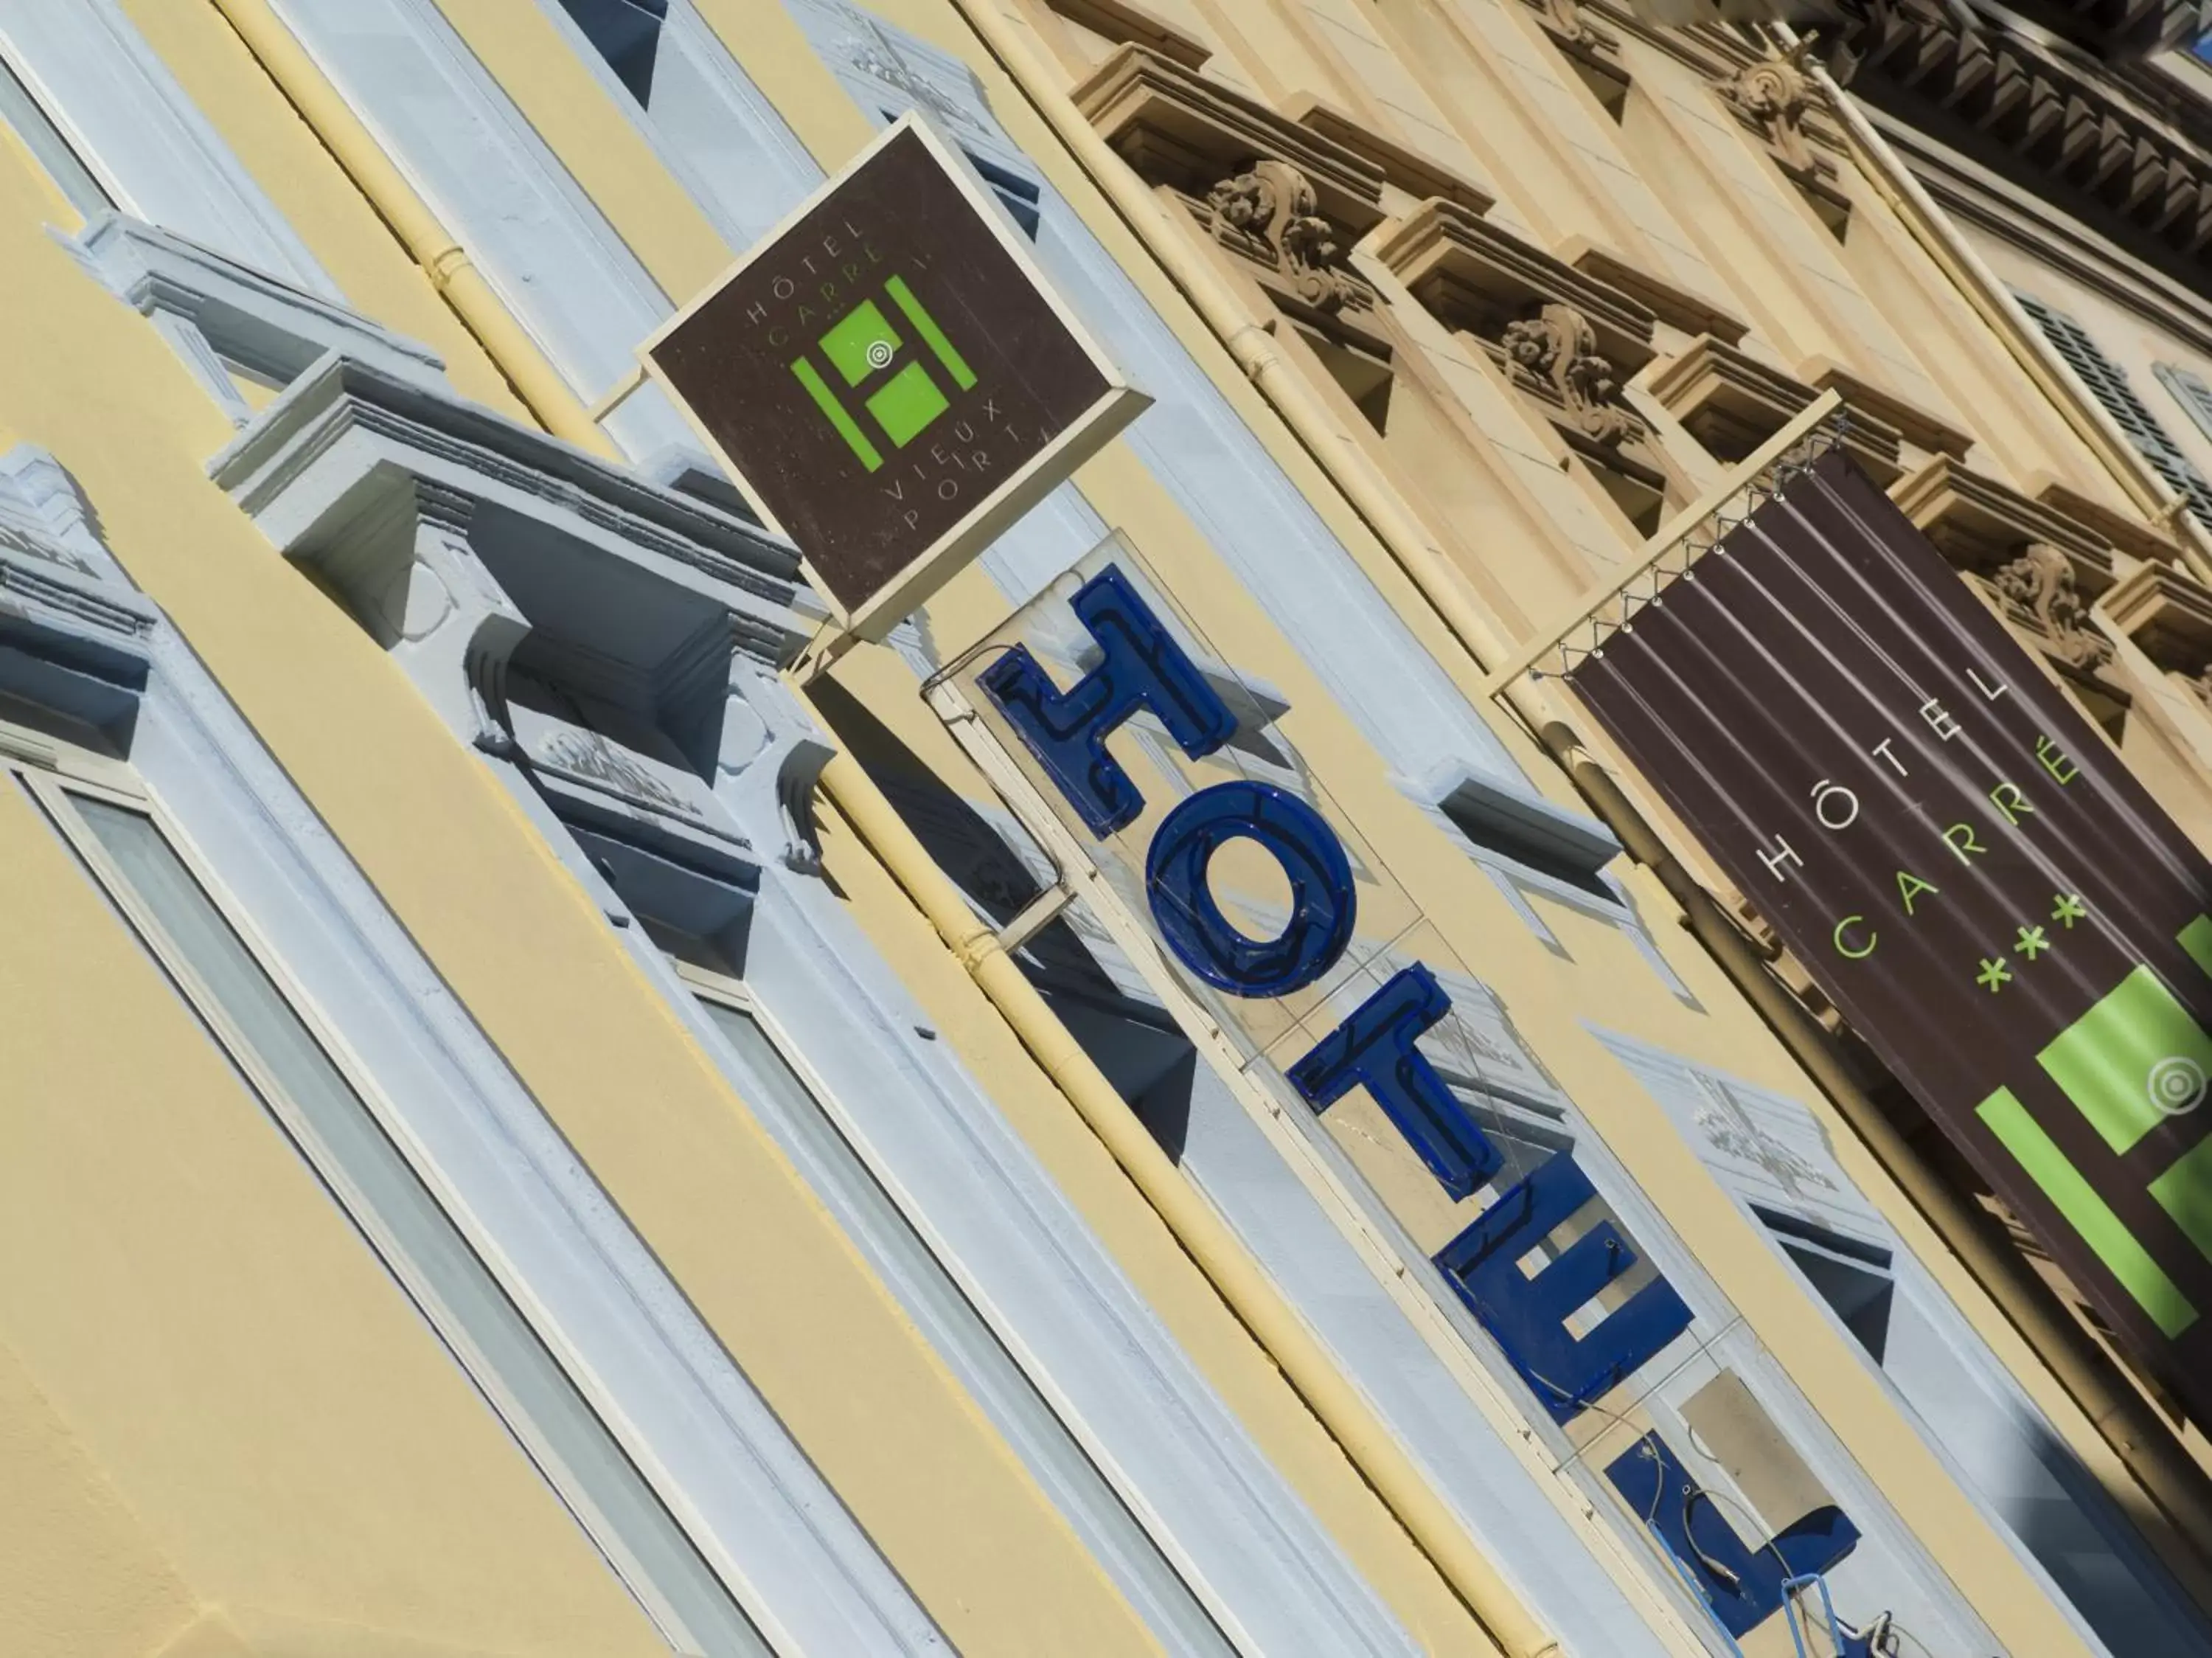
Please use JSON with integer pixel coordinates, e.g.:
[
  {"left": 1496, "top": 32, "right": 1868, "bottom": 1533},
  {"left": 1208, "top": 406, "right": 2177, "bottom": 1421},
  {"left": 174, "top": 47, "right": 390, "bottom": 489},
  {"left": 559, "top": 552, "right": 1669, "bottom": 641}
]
[{"left": 1563, "top": 447, "right": 2212, "bottom": 1411}]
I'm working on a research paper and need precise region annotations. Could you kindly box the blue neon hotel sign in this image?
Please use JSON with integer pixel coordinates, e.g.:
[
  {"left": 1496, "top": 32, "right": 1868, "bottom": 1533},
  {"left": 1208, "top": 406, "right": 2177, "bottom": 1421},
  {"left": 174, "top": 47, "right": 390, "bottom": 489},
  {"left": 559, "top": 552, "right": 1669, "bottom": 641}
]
[{"left": 980, "top": 563, "right": 1865, "bottom": 1643}]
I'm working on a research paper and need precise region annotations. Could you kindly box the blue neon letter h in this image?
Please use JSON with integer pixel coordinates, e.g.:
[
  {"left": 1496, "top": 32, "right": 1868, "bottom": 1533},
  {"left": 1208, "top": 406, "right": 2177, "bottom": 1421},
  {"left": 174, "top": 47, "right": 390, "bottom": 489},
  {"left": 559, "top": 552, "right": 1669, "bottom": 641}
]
[{"left": 978, "top": 564, "right": 1236, "bottom": 836}]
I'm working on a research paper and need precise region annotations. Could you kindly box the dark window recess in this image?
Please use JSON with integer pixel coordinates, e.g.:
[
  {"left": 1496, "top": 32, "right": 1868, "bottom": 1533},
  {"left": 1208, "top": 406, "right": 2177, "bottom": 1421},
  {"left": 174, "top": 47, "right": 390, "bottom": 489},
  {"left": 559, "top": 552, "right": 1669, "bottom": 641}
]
[
  {"left": 1753, "top": 1205, "right": 1896, "bottom": 1364},
  {"left": 2015, "top": 289, "right": 2212, "bottom": 531},
  {"left": 880, "top": 116, "right": 1041, "bottom": 240},
  {"left": 1436, "top": 776, "right": 1621, "bottom": 902},
  {"left": 556, "top": 0, "right": 669, "bottom": 107},
  {"left": 965, "top": 154, "right": 1043, "bottom": 240}
]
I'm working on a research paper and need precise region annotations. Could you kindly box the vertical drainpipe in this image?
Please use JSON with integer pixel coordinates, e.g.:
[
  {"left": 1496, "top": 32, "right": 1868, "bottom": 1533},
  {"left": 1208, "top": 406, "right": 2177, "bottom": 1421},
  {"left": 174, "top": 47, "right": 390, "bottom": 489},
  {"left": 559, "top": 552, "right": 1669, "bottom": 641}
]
[
  {"left": 807, "top": 743, "right": 1553, "bottom": 1658},
  {"left": 204, "top": 0, "right": 621, "bottom": 459}
]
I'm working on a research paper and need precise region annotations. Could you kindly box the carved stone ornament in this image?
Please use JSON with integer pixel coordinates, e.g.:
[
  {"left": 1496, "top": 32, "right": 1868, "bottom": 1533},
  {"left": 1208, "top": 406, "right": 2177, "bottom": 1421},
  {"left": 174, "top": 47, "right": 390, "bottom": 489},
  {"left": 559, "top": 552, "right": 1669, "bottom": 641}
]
[
  {"left": 1206, "top": 158, "right": 1360, "bottom": 314},
  {"left": 1500, "top": 302, "right": 1637, "bottom": 449},
  {"left": 1993, "top": 541, "right": 2114, "bottom": 671},
  {"left": 1719, "top": 38, "right": 1820, "bottom": 175},
  {"left": 2195, "top": 664, "right": 2212, "bottom": 712}
]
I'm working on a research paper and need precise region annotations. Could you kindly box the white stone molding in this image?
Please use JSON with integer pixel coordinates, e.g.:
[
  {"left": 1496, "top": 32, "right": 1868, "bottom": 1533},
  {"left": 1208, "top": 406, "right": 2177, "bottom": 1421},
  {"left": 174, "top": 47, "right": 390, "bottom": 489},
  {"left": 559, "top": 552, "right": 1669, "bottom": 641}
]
[
  {"left": 6, "top": 440, "right": 946, "bottom": 1656},
  {"left": 66, "top": 213, "right": 447, "bottom": 425},
  {"left": 262, "top": 0, "right": 704, "bottom": 468},
  {"left": 0, "top": 0, "right": 335, "bottom": 296},
  {"left": 0, "top": 446, "right": 158, "bottom": 749}
]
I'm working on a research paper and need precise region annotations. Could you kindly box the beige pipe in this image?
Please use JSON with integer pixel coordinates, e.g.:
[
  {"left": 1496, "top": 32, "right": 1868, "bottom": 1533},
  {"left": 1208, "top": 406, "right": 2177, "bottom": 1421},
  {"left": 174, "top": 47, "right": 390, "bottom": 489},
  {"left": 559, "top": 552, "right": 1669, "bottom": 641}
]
[
  {"left": 928, "top": 0, "right": 2212, "bottom": 1580},
  {"left": 811, "top": 745, "right": 1549, "bottom": 1658},
  {"left": 205, "top": 0, "right": 621, "bottom": 459},
  {"left": 1792, "top": 36, "right": 2212, "bottom": 589}
]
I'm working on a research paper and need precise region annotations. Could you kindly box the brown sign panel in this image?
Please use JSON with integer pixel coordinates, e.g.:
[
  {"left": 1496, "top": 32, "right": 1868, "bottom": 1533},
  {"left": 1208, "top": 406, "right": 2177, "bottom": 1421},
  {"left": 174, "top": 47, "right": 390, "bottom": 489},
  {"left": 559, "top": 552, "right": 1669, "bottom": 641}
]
[
  {"left": 1567, "top": 451, "right": 2212, "bottom": 1409},
  {"left": 641, "top": 114, "right": 1146, "bottom": 641}
]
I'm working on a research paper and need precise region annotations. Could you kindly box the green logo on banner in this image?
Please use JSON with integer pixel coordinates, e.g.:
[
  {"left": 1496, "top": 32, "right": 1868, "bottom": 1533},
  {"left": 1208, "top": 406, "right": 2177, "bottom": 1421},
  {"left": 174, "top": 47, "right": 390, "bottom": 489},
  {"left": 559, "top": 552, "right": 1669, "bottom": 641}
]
[
  {"left": 789, "top": 276, "right": 977, "bottom": 472},
  {"left": 1978, "top": 918, "right": 2212, "bottom": 1338}
]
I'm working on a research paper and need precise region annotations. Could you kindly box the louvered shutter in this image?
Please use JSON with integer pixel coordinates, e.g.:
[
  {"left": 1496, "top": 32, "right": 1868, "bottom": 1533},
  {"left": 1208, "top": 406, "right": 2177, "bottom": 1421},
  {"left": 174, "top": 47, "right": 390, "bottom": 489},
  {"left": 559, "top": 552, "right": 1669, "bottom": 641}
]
[
  {"left": 2154, "top": 359, "right": 2212, "bottom": 447},
  {"left": 2014, "top": 288, "right": 2212, "bottom": 529}
]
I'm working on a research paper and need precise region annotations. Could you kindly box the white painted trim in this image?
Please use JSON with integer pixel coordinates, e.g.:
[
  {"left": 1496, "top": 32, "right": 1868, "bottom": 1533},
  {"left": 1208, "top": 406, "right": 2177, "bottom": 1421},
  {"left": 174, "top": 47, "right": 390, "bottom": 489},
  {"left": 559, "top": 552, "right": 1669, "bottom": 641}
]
[
  {"left": 673, "top": 962, "right": 1241, "bottom": 1658},
  {"left": 261, "top": 0, "right": 706, "bottom": 468},
  {"left": 0, "top": 445, "right": 947, "bottom": 1656},
  {"left": 0, "top": 0, "right": 337, "bottom": 297}
]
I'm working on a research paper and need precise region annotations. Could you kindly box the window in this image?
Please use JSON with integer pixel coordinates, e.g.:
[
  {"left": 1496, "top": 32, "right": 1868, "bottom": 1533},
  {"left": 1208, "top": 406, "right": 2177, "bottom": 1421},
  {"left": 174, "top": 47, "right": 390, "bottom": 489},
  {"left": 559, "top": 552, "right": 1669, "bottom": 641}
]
[
  {"left": 553, "top": 0, "right": 669, "bottom": 105},
  {"left": 2014, "top": 289, "right": 2212, "bottom": 530},
  {"left": 682, "top": 971, "right": 1236, "bottom": 1657},
  {"left": 1752, "top": 1207, "right": 1896, "bottom": 1364},
  {"left": 961, "top": 148, "right": 1043, "bottom": 240},
  {"left": 2155, "top": 359, "right": 2212, "bottom": 448},
  {"left": 25, "top": 757, "right": 769, "bottom": 1657},
  {"left": 0, "top": 49, "right": 111, "bottom": 219}
]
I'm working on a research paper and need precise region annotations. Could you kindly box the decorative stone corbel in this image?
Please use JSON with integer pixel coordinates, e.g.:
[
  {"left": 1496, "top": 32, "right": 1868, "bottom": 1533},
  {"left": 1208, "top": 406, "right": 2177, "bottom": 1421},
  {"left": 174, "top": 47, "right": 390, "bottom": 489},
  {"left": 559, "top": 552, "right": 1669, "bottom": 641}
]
[
  {"left": 1206, "top": 157, "right": 1362, "bottom": 315},
  {"left": 712, "top": 659, "right": 836, "bottom": 875},
  {"left": 392, "top": 481, "right": 531, "bottom": 756},
  {"left": 1501, "top": 302, "right": 1637, "bottom": 449},
  {"left": 1718, "top": 38, "right": 1820, "bottom": 175},
  {"left": 215, "top": 354, "right": 819, "bottom": 903},
  {"left": 1992, "top": 541, "right": 2115, "bottom": 671},
  {"left": 1715, "top": 38, "right": 1851, "bottom": 231}
]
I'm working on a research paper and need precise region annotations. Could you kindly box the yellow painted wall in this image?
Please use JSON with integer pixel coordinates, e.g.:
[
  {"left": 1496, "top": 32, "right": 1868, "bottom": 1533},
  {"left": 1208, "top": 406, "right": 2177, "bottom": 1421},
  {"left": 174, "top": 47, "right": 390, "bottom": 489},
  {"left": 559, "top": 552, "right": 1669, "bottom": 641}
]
[
  {"left": 4, "top": 0, "right": 2205, "bottom": 1652},
  {"left": 0, "top": 781, "right": 668, "bottom": 1657},
  {"left": 0, "top": 88, "right": 1158, "bottom": 1658}
]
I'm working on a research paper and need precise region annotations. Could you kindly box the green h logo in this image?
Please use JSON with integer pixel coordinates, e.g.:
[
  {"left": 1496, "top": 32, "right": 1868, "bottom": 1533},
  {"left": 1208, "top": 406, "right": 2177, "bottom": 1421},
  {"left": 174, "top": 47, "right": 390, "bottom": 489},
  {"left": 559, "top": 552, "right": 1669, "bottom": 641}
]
[
  {"left": 1978, "top": 917, "right": 2212, "bottom": 1339},
  {"left": 790, "top": 276, "right": 976, "bottom": 472}
]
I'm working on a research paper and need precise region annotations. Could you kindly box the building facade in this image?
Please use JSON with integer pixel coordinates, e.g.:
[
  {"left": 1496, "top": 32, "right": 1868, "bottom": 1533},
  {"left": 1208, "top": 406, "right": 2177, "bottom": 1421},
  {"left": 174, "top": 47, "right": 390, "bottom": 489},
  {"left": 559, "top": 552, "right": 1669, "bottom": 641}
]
[{"left": 0, "top": 1, "right": 2208, "bottom": 1656}]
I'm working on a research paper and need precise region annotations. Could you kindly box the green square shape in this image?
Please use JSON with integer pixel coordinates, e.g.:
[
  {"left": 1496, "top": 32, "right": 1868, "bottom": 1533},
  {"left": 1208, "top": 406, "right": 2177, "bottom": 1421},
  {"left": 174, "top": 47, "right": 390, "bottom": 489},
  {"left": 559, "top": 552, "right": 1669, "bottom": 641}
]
[
  {"left": 2152, "top": 1134, "right": 2212, "bottom": 1265},
  {"left": 865, "top": 361, "right": 948, "bottom": 448},
  {"left": 820, "top": 299, "right": 902, "bottom": 387},
  {"left": 2039, "top": 965, "right": 2212, "bottom": 1155}
]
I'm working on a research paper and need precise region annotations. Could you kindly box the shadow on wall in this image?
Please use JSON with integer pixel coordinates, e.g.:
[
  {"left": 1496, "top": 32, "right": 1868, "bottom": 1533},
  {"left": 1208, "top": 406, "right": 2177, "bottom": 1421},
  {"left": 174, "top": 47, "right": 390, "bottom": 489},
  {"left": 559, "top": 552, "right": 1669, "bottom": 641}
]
[{"left": 810, "top": 677, "right": 1205, "bottom": 1162}]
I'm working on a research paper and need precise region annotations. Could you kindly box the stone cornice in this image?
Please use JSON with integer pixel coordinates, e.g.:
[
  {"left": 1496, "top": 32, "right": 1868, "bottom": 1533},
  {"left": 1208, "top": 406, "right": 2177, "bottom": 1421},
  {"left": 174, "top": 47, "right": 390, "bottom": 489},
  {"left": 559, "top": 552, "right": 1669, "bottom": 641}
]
[
  {"left": 2034, "top": 474, "right": 2186, "bottom": 561},
  {"left": 1647, "top": 336, "right": 1906, "bottom": 482},
  {"left": 1558, "top": 239, "right": 1751, "bottom": 345},
  {"left": 1284, "top": 94, "right": 1495, "bottom": 215},
  {"left": 212, "top": 353, "right": 803, "bottom": 623},
  {"left": 2101, "top": 557, "right": 2212, "bottom": 674},
  {"left": 1799, "top": 358, "right": 1975, "bottom": 458},
  {"left": 1834, "top": 0, "right": 2212, "bottom": 277},
  {"left": 1891, "top": 453, "right": 2118, "bottom": 576},
  {"left": 1967, "top": 0, "right": 2208, "bottom": 64},
  {"left": 1074, "top": 44, "right": 1388, "bottom": 230},
  {"left": 1039, "top": 0, "right": 1211, "bottom": 68},
  {"left": 1374, "top": 198, "right": 1658, "bottom": 372}
]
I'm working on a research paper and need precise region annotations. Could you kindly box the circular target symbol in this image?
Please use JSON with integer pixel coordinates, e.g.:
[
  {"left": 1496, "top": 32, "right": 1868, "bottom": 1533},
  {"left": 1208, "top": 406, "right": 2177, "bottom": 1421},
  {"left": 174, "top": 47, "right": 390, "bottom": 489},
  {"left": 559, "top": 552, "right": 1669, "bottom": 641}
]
[
  {"left": 2147, "top": 1055, "right": 2208, "bottom": 1117},
  {"left": 866, "top": 339, "right": 895, "bottom": 371}
]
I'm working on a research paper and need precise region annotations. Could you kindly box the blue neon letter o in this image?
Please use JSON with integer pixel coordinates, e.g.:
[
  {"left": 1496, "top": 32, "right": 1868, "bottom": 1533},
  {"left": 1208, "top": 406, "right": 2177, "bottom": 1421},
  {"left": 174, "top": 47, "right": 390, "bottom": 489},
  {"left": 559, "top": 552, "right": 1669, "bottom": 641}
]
[{"left": 1144, "top": 781, "right": 1356, "bottom": 997}]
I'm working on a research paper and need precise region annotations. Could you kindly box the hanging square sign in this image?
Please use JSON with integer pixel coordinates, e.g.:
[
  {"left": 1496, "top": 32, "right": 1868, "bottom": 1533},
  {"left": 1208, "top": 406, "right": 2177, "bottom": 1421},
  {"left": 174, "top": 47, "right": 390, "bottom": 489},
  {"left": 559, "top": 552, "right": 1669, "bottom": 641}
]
[{"left": 639, "top": 112, "right": 1147, "bottom": 642}]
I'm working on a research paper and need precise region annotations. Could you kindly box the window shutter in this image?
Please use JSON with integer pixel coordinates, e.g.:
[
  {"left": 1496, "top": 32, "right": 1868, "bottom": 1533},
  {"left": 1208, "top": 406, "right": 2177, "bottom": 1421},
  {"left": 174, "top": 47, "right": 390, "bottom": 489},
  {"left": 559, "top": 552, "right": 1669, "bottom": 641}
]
[
  {"left": 2014, "top": 288, "right": 2212, "bottom": 529},
  {"left": 2154, "top": 359, "right": 2212, "bottom": 448}
]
